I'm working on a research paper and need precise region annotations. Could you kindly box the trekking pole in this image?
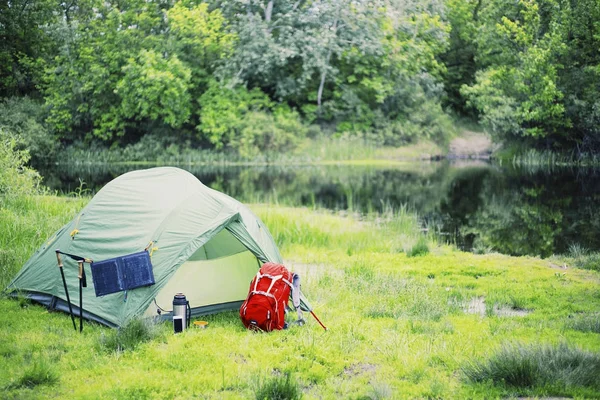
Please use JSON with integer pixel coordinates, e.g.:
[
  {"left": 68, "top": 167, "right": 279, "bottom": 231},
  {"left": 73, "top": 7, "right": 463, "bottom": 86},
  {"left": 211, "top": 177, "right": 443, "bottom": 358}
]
[
  {"left": 310, "top": 310, "right": 327, "bottom": 331},
  {"left": 56, "top": 250, "right": 77, "bottom": 331},
  {"left": 78, "top": 260, "right": 86, "bottom": 332}
]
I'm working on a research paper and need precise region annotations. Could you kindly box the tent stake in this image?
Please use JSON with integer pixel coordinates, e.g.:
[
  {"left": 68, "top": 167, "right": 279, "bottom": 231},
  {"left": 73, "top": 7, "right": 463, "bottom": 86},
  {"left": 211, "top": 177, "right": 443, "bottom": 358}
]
[{"left": 56, "top": 251, "right": 77, "bottom": 331}]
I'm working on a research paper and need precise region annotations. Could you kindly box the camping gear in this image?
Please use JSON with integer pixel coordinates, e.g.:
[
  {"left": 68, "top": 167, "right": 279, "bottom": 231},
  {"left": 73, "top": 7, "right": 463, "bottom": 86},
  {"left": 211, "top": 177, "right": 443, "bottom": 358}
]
[
  {"left": 6, "top": 167, "right": 304, "bottom": 328},
  {"left": 78, "top": 260, "right": 86, "bottom": 332},
  {"left": 90, "top": 250, "right": 155, "bottom": 297},
  {"left": 55, "top": 252, "right": 76, "bottom": 331},
  {"left": 55, "top": 249, "right": 93, "bottom": 332},
  {"left": 193, "top": 321, "right": 208, "bottom": 329},
  {"left": 310, "top": 310, "right": 327, "bottom": 331},
  {"left": 172, "top": 293, "right": 191, "bottom": 333},
  {"left": 240, "top": 262, "right": 294, "bottom": 332}
]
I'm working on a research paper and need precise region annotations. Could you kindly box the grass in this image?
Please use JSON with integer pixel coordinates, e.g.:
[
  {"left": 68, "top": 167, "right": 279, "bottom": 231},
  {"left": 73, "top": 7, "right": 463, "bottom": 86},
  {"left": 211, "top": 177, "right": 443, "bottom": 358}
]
[
  {"left": 8, "top": 358, "right": 59, "bottom": 389},
  {"left": 254, "top": 372, "right": 302, "bottom": 400},
  {"left": 567, "top": 313, "right": 600, "bottom": 334},
  {"left": 1, "top": 195, "right": 600, "bottom": 398},
  {"left": 99, "top": 318, "right": 164, "bottom": 353},
  {"left": 60, "top": 136, "right": 443, "bottom": 168},
  {"left": 0, "top": 195, "right": 87, "bottom": 289},
  {"left": 495, "top": 146, "right": 600, "bottom": 169},
  {"left": 463, "top": 342, "right": 600, "bottom": 394}
]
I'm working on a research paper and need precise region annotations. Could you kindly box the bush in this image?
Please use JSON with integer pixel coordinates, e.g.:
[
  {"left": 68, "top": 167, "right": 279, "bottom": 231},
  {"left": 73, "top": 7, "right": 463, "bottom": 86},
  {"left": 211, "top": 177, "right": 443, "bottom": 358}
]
[
  {"left": 232, "top": 108, "right": 306, "bottom": 160},
  {"left": 463, "top": 342, "right": 600, "bottom": 392},
  {"left": 572, "top": 252, "right": 600, "bottom": 272},
  {"left": 198, "top": 81, "right": 305, "bottom": 159},
  {"left": 0, "top": 134, "right": 42, "bottom": 201},
  {"left": 255, "top": 372, "right": 302, "bottom": 400},
  {"left": 0, "top": 97, "right": 58, "bottom": 166}
]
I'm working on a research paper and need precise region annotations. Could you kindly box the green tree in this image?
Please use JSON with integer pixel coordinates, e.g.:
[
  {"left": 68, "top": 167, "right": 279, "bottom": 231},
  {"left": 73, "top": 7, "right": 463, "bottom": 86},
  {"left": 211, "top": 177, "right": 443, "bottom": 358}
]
[
  {"left": 0, "top": 0, "right": 57, "bottom": 97},
  {"left": 460, "top": 0, "right": 600, "bottom": 151},
  {"left": 198, "top": 79, "right": 305, "bottom": 158},
  {"left": 42, "top": 0, "right": 232, "bottom": 144},
  {"left": 117, "top": 50, "right": 192, "bottom": 129},
  {"left": 440, "top": 0, "right": 480, "bottom": 115}
]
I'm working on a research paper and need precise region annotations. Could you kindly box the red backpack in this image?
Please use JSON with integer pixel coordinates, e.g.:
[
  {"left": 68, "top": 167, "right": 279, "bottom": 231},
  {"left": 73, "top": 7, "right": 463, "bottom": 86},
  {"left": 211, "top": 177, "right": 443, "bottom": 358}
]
[{"left": 240, "top": 262, "right": 293, "bottom": 332}]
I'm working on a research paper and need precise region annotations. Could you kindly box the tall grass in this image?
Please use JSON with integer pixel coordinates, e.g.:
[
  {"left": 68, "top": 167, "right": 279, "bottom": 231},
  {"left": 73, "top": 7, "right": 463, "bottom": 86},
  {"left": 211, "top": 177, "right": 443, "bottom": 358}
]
[
  {"left": 463, "top": 342, "right": 600, "bottom": 392},
  {"left": 99, "top": 318, "right": 163, "bottom": 353},
  {"left": 255, "top": 203, "right": 426, "bottom": 256},
  {"left": 254, "top": 372, "right": 302, "bottom": 400},
  {"left": 567, "top": 314, "right": 600, "bottom": 334},
  {"left": 0, "top": 196, "right": 87, "bottom": 289},
  {"left": 60, "top": 135, "right": 441, "bottom": 167},
  {"left": 9, "top": 358, "right": 59, "bottom": 389},
  {"left": 508, "top": 148, "right": 600, "bottom": 168}
]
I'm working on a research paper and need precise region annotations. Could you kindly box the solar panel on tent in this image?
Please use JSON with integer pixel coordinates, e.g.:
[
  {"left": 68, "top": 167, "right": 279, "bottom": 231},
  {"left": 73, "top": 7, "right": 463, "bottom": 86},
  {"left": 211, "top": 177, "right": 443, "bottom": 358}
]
[{"left": 91, "top": 251, "right": 155, "bottom": 296}]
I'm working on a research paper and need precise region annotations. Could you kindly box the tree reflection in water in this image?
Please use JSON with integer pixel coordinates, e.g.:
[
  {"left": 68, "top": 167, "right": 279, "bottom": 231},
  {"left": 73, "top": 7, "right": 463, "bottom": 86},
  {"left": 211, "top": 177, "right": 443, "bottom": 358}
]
[{"left": 42, "top": 162, "right": 600, "bottom": 257}]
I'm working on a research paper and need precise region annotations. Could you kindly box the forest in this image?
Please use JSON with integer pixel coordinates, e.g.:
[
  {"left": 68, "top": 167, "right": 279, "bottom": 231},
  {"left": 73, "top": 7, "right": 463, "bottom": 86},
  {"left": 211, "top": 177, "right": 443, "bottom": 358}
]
[{"left": 1, "top": 0, "right": 599, "bottom": 165}]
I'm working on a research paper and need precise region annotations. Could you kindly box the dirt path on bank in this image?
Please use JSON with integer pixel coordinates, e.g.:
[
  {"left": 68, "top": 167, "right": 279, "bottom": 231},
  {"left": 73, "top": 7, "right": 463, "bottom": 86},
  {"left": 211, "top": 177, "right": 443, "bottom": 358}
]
[{"left": 447, "top": 130, "right": 494, "bottom": 159}]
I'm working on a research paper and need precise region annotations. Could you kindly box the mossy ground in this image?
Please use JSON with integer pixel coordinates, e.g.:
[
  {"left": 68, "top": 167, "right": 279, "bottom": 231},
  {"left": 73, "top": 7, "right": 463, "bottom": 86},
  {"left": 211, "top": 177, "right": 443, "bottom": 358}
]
[{"left": 1, "top": 197, "right": 599, "bottom": 399}]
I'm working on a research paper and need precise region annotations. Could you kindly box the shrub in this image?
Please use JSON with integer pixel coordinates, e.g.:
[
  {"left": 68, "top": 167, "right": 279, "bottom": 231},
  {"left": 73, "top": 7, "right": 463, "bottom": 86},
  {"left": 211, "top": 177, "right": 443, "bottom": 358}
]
[
  {"left": 463, "top": 342, "right": 600, "bottom": 392},
  {"left": 571, "top": 252, "right": 600, "bottom": 272},
  {"left": 0, "top": 97, "right": 58, "bottom": 166},
  {"left": 0, "top": 134, "right": 42, "bottom": 200},
  {"left": 198, "top": 80, "right": 305, "bottom": 159},
  {"left": 255, "top": 372, "right": 302, "bottom": 400}
]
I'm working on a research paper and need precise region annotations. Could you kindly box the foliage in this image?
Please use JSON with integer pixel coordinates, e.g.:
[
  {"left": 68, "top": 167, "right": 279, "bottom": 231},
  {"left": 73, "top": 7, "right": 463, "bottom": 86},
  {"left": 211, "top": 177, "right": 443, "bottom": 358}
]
[
  {"left": 460, "top": 0, "right": 600, "bottom": 150},
  {"left": 117, "top": 50, "right": 192, "bottom": 128},
  {"left": 198, "top": 81, "right": 306, "bottom": 158},
  {"left": 0, "top": 0, "right": 57, "bottom": 97},
  {"left": 0, "top": 132, "right": 42, "bottom": 201},
  {"left": 3, "top": 0, "right": 600, "bottom": 158},
  {"left": 463, "top": 342, "right": 600, "bottom": 392},
  {"left": 42, "top": 0, "right": 231, "bottom": 143},
  {"left": 0, "top": 97, "right": 57, "bottom": 166}
]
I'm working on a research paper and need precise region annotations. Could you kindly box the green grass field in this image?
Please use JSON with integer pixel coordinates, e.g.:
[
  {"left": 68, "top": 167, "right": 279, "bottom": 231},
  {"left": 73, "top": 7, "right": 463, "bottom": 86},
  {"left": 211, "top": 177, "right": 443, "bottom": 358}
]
[{"left": 1, "top": 196, "right": 599, "bottom": 399}]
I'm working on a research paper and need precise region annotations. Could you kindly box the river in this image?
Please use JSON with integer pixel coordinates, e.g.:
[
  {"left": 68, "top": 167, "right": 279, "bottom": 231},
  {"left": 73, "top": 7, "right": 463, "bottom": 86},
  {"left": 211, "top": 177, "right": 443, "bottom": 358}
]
[{"left": 39, "top": 161, "right": 600, "bottom": 258}]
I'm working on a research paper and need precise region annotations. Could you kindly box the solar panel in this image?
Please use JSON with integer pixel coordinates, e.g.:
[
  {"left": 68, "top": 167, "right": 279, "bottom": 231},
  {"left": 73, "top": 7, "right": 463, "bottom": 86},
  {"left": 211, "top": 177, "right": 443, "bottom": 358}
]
[{"left": 91, "top": 251, "right": 155, "bottom": 297}]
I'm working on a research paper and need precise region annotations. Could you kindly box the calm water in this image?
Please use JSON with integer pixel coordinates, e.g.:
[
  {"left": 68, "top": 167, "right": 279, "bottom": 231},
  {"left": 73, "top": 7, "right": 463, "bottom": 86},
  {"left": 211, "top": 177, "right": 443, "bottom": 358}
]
[{"left": 40, "top": 161, "right": 600, "bottom": 257}]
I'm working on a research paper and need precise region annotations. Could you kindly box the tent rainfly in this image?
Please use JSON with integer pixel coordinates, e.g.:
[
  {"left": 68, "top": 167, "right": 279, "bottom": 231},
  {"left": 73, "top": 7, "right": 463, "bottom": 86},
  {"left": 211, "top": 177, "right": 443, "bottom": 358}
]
[{"left": 7, "top": 167, "right": 284, "bottom": 328}]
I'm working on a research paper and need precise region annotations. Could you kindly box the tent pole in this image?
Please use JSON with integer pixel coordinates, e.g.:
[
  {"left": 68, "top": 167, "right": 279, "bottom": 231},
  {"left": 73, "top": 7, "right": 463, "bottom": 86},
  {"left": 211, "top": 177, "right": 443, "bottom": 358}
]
[{"left": 56, "top": 251, "right": 77, "bottom": 331}]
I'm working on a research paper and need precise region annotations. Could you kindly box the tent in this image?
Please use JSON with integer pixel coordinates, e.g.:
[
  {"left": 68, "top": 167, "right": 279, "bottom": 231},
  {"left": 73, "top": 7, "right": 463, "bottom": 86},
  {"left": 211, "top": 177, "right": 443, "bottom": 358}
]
[{"left": 6, "top": 167, "right": 284, "bottom": 328}]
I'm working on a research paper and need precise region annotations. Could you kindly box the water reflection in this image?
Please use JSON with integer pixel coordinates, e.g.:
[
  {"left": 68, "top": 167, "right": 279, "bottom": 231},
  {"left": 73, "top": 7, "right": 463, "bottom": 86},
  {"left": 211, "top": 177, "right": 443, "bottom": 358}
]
[{"left": 40, "top": 162, "right": 600, "bottom": 257}]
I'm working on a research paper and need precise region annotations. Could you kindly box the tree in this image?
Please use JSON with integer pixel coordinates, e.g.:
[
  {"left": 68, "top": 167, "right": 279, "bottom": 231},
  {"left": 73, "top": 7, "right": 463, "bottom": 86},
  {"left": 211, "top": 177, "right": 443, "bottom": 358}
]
[
  {"left": 460, "top": 0, "right": 600, "bottom": 150},
  {"left": 0, "top": 0, "right": 56, "bottom": 97},
  {"left": 42, "top": 0, "right": 232, "bottom": 144}
]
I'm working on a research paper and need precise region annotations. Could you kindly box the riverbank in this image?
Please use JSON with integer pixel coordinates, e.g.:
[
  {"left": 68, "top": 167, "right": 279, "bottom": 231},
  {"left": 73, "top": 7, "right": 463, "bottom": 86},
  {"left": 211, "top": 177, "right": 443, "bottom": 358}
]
[
  {"left": 52, "top": 129, "right": 499, "bottom": 169},
  {"left": 1, "top": 195, "right": 599, "bottom": 398}
]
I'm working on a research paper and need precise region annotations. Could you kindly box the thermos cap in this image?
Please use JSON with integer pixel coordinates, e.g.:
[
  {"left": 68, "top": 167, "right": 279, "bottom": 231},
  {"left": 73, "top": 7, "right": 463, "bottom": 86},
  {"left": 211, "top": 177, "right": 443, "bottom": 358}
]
[{"left": 173, "top": 293, "right": 188, "bottom": 305}]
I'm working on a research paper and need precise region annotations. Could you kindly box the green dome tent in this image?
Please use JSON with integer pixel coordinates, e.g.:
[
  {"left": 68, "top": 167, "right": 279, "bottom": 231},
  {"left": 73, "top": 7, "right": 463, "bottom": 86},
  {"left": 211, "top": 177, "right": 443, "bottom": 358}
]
[{"left": 7, "top": 167, "right": 285, "bottom": 328}]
